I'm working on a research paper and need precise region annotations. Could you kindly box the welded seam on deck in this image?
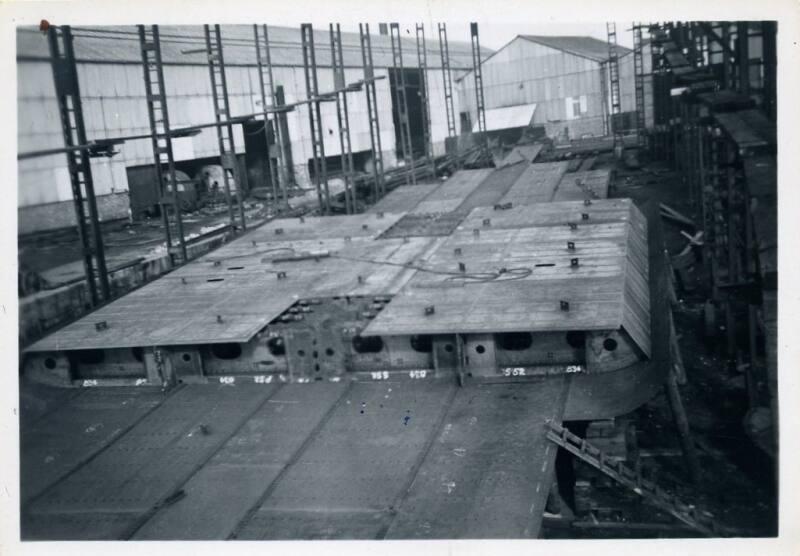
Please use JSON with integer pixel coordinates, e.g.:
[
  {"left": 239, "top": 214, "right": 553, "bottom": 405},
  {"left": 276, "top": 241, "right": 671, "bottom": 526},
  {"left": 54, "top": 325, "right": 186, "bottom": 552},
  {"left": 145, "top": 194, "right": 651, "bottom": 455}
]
[
  {"left": 465, "top": 377, "right": 568, "bottom": 538},
  {"left": 227, "top": 381, "right": 355, "bottom": 540},
  {"left": 21, "top": 383, "right": 187, "bottom": 511},
  {"left": 377, "top": 381, "right": 460, "bottom": 539},
  {"left": 525, "top": 374, "right": 571, "bottom": 538},
  {"left": 120, "top": 383, "right": 287, "bottom": 539}
]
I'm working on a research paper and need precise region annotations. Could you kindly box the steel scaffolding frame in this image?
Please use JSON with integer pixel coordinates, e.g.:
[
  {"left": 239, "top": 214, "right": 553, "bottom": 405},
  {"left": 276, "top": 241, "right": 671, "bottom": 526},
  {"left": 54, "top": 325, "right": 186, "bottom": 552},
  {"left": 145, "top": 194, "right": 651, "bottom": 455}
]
[
  {"left": 632, "top": 22, "right": 647, "bottom": 146},
  {"left": 416, "top": 23, "right": 435, "bottom": 178},
  {"left": 138, "top": 24, "right": 188, "bottom": 265},
  {"left": 254, "top": 23, "right": 290, "bottom": 211},
  {"left": 300, "top": 23, "right": 331, "bottom": 214},
  {"left": 437, "top": 23, "right": 457, "bottom": 138},
  {"left": 606, "top": 22, "right": 623, "bottom": 153},
  {"left": 469, "top": 22, "right": 487, "bottom": 156},
  {"left": 359, "top": 23, "right": 386, "bottom": 201},
  {"left": 330, "top": 23, "right": 357, "bottom": 214},
  {"left": 389, "top": 23, "right": 416, "bottom": 186},
  {"left": 204, "top": 24, "right": 247, "bottom": 231},
  {"left": 47, "top": 25, "right": 110, "bottom": 305}
]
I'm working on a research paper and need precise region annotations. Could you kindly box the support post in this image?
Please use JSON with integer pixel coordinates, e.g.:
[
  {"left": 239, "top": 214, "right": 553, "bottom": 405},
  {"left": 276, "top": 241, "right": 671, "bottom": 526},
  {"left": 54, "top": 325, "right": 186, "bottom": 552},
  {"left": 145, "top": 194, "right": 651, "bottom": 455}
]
[
  {"left": 359, "top": 23, "right": 386, "bottom": 200},
  {"left": 606, "top": 22, "right": 624, "bottom": 158},
  {"left": 416, "top": 23, "right": 435, "bottom": 178},
  {"left": 300, "top": 24, "right": 330, "bottom": 214},
  {"left": 437, "top": 23, "right": 457, "bottom": 138},
  {"left": 389, "top": 23, "right": 416, "bottom": 186},
  {"left": 664, "top": 370, "right": 702, "bottom": 485},
  {"left": 469, "top": 22, "right": 488, "bottom": 159},
  {"left": 47, "top": 25, "right": 110, "bottom": 305},
  {"left": 205, "top": 24, "right": 247, "bottom": 231},
  {"left": 139, "top": 24, "right": 188, "bottom": 265},
  {"left": 254, "top": 24, "right": 290, "bottom": 211}
]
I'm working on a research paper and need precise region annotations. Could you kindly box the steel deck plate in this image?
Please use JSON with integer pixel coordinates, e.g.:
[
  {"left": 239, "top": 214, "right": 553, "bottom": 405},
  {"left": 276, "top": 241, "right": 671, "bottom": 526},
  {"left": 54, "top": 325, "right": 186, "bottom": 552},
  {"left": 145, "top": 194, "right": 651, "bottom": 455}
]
[
  {"left": 235, "top": 380, "right": 457, "bottom": 540},
  {"left": 133, "top": 383, "right": 348, "bottom": 540},
  {"left": 456, "top": 161, "right": 529, "bottom": 213},
  {"left": 410, "top": 169, "right": 492, "bottom": 214},
  {"left": 553, "top": 169, "right": 611, "bottom": 201},
  {"left": 25, "top": 236, "right": 440, "bottom": 352},
  {"left": 384, "top": 378, "right": 569, "bottom": 538},
  {"left": 20, "top": 387, "right": 169, "bottom": 503},
  {"left": 22, "top": 383, "right": 278, "bottom": 540},
  {"left": 500, "top": 161, "right": 570, "bottom": 205},
  {"left": 365, "top": 200, "right": 649, "bottom": 353},
  {"left": 366, "top": 183, "right": 441, "bottom": 214}
]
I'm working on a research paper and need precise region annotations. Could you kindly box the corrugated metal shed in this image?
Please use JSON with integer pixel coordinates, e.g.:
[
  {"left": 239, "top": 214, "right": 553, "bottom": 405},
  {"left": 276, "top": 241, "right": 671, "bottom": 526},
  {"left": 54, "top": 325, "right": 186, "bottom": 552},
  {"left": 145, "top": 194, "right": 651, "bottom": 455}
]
[
  {"left": 16, "top": 24, "right": 491, "bottom": 69},
  {"left": 471, "top": 103, "right": 536, "bottom": 133},
  {"left": 519, "top": 35, "right": 630, "bottom": 62}
]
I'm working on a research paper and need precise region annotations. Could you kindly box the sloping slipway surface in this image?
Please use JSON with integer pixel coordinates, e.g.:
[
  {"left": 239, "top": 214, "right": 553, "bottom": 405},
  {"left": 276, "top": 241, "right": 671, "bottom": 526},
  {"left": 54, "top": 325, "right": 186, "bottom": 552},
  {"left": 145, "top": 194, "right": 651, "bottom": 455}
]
[{"left": 21, "top": 378, "right": 568, "bottom": 540}]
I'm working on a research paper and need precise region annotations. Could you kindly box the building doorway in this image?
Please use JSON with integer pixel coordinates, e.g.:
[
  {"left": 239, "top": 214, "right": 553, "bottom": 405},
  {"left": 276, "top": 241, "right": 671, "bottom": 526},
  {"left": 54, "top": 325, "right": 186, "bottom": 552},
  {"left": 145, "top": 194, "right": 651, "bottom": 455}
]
[{"left": 389, "top": 68, "right": 429, "bottom": 158}]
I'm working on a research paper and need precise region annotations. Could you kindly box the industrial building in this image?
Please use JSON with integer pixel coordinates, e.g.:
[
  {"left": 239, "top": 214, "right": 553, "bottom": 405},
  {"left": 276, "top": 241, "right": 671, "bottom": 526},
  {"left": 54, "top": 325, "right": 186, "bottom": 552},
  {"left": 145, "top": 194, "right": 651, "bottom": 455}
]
[
  {"left": 17, "top": 25, "right": 488, "bottom": 233},
  {"left": 15, "top": 20, "right": 779, "bottom": 543},
  {"left": 458, "top": 35, "right": 652, "bottom": 139}
]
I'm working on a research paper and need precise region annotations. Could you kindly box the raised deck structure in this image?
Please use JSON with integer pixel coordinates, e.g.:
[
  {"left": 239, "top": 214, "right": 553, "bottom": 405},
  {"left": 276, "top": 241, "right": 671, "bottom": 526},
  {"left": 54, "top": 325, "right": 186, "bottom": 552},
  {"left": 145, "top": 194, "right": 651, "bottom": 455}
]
[{"left": 20, "top": 161, "right": 668, "bottom": 540}]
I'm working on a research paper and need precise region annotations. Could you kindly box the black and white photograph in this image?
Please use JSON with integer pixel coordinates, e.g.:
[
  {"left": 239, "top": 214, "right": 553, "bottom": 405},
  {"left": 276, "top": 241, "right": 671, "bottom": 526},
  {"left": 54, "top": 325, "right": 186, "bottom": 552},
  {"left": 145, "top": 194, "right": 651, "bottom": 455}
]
[{"left": 1, "top": 1, "right": 797, "bottom": 553}]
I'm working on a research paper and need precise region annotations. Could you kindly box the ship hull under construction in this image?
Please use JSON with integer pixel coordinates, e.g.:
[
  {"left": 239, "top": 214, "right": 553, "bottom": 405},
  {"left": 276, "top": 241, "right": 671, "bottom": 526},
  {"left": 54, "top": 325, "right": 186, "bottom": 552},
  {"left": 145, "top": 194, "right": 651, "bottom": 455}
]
[{"left": 19, "top": 164, "right": 670, "bottom": 539}]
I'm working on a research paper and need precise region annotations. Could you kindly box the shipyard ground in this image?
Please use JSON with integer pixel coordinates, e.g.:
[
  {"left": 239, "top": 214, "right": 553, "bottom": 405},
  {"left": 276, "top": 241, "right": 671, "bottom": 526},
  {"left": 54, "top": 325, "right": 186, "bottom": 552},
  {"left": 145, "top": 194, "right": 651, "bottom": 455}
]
[{"left": 18, "top": 150, "right": 777, "bottom": 539}]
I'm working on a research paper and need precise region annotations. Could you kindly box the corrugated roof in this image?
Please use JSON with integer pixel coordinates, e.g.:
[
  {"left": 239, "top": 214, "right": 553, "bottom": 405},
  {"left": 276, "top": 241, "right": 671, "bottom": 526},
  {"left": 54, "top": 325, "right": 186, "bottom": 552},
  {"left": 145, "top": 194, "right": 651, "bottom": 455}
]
[
  {"left": 520, "top": 35, "right": 630, "bottom": 62},
  {"left": 16, "top": 25, "right": 492, "bottom": 69},
  {"left": 472, "top": 103, "right": 536, "bottom": 133}
]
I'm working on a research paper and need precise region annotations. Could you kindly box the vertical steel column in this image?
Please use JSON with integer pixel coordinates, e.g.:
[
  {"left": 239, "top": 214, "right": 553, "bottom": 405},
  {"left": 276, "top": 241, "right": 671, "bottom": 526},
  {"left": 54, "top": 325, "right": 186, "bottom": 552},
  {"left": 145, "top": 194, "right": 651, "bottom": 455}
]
[
  {"left": 470, "top": 22, "right": 487, "bottom": 156},
  {"left": 205, "top": 24, "right": 247, "bottom": 230},
  {"left": 138, "top": 25, "right": 187, "bottom": 265},
  {"left": 606, "top": 22, "right": 624, "bottom": 154},
  {"left": 632, "top": 22, "right": 647, "bottom": 146},
  {"left": 47, "top": 25, "right": 110, "bottom": 305},
  {"left": 736, "top": 22, "right": 750, "bottom": 95},
  {"left": 359, "top": 23, "right": 386, "bottom": 200},
  {"left": 762, "top": 21, "right": 777, "bottom": 121},
  {"left": 416, "top": 23, "right": 434, "bottom": 178},
  {"left": 721, "top": 23, "right": 732, "bottom": 90},
  {"left": 301, "top": 23, "right": 330, "bottom": 214},
  {"left": 254, "top": 24, "right": 289, "bottom": 211},
  {"left": 437, "top": 23, "right": 457, "bottom": 138},
  {"left": 330, "top": 23, "right": 356, "bottom": 214},
  {"left": 389, "top": 23, "right": 416, "bottom": 185}
]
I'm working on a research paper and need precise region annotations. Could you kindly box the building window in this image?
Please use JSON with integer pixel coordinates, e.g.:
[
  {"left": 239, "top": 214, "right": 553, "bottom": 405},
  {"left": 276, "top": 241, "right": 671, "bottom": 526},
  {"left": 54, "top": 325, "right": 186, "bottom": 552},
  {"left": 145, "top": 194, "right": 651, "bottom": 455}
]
[{"left": 566, "top": 95, "right": 588, "bottom": 120}]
